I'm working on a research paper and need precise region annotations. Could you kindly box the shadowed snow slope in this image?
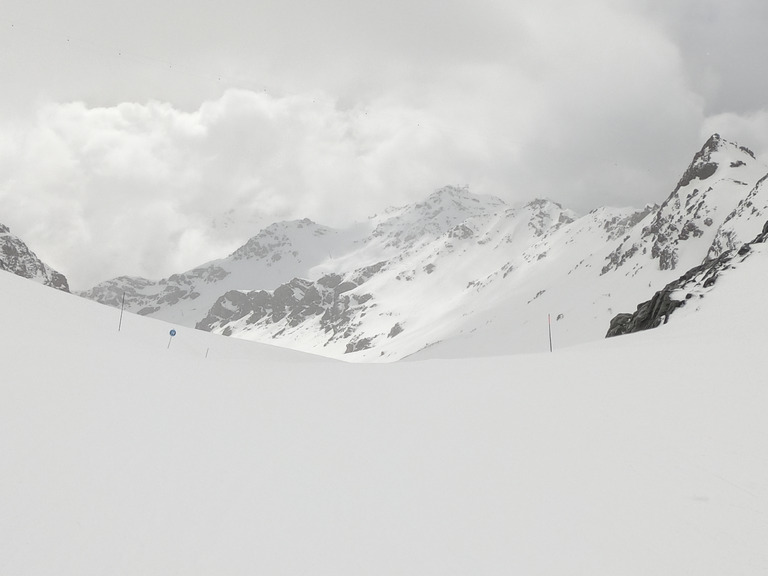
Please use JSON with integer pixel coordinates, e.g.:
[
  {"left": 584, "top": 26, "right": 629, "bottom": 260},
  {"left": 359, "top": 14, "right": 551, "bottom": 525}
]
[{"left": 2, "top": 268, "right": 767, "bottom": 575}]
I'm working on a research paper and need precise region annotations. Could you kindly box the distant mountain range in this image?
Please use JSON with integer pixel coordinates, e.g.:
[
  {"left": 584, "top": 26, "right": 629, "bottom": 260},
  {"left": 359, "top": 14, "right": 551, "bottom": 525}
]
[{"left": 4, "top": 134, "right": 768, "bottom": 361}]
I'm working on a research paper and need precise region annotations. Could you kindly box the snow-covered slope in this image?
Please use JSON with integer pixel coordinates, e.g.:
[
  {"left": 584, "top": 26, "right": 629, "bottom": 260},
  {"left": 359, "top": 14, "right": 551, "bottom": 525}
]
[
  {"left": 3, "top": 256, "right": 768, "bottom": 575},
  {"left": 0, "top": 222, "right": 69, "bottom": 291},
  {"left": 708, "top": 172, "right": 768, "bottom": 259},
  {"left": 78, "top": 219, "right": 364, "bottom": 325}
]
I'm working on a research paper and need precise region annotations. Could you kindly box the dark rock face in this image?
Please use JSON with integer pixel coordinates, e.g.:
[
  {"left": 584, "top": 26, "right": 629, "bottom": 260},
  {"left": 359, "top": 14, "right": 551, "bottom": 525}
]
[
  {"left": 197, "top": 261, "right": 388, "bottom": 352},
  {"left": 607, "top": 219, "right": 768, "bottom": 337},
  {"left": 674, "top": 133, "right": 722, "bottom": 190},
  {"left": 605, "top": 286, "right": 686, "bottom": 337},
  {"left": 0, "top": 223, "right": 70, "bottom": 292},
  {"left": 345, "top": 337, "right": 372, "bottom": 354},
  {"left": 448, "top": 224, "right": 475, "bottom": 240},
  {"left": 387, "top": 323, "right": 404, "bottom": 338}
]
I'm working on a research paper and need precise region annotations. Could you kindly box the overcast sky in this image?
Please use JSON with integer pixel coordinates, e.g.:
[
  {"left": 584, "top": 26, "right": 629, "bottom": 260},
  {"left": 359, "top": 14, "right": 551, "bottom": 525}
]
[{"left": 2, "top": 0, "right": 768, "bottom": 289}]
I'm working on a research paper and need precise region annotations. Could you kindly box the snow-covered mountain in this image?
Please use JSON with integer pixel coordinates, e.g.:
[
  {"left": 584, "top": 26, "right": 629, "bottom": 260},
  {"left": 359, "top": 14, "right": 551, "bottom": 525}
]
[
  {"left": 412, "top": 134, "right": 768, "bottom": 360},
  {"left": 78, "top": 219, "right": 365, "bottom": 324},
  {"left": 0, "top": 222, "right": 69, "bottom": 291},
  {"left": 196, "top": 189, "right": 586, "bottom": 360},
  {"left": 78, "top": 134, "right": 768, "bottom": 362}
]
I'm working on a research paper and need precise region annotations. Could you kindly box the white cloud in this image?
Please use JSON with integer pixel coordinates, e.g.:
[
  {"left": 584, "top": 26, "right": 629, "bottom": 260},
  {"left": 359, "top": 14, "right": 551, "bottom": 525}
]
[
  {"left": 1, "top": 90, "right": 512, "bottom": 288},
  {"left": 2, "top": 0, "right": 764, "bottom": 290}
]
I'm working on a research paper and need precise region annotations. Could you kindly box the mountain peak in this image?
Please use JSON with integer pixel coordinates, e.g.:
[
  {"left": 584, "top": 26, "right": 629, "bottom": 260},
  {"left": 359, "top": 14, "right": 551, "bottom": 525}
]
[
  {"left": 423, "top": 185, "right": 506, "bottom": 209},
  {"left": 701, "top": 133, "right": 722, "bottom": 153},
  {"left": 229, "top": 218, "right": 334, "bottom": 262},
  {"left": 524, "top": 198, "right": 565, "bottom": 211},
  {"left": 427, "top": 185, "right": 472, "bottom": 201},
  {"left": 262, "top": 218, "right": 319, "bottom": 233},
  {"left": 701, "top": 133, "right": 756, "bottom": 159},
  {"left": 602, "top": 135, "right": 768, "bottom": 273},
  {"left": 674, "top": 134, "right": 757, "bottom": 192}
]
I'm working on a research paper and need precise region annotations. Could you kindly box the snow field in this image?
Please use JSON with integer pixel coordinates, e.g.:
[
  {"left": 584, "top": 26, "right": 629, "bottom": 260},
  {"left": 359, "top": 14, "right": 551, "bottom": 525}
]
[{"left": 1, "top": 269, "right": 767, "bottom": 575}]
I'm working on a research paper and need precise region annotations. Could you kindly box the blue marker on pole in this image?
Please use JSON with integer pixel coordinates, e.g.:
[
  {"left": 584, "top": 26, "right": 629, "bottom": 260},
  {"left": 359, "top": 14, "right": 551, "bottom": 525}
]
[{"left": 168, "top": 329, "right": 177, "bottom": 349}]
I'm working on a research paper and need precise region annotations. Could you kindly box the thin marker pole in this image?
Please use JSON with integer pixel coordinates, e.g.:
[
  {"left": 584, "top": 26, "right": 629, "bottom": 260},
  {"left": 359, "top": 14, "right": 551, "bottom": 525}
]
[
  {"left": 548, "top": 313, "right": 553, "bottom": 353},
  {"left": 118, "top": 291, "right": 125, "bottom": 332}
]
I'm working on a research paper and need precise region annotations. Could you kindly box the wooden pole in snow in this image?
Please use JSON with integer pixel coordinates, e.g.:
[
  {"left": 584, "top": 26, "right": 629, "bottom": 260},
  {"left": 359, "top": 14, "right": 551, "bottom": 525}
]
[
  {"left": 548, "top": 313, "right": 553, "bottom": 353},
  {"left": 118, "top": 291, "right": 125, "bottom": 332}
]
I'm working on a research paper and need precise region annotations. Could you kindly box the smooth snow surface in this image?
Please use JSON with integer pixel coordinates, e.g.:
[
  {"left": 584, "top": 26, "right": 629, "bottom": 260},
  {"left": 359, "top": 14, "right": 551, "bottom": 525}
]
[{"left": 2, "top": 268, "right": 767, "bottom": 575}]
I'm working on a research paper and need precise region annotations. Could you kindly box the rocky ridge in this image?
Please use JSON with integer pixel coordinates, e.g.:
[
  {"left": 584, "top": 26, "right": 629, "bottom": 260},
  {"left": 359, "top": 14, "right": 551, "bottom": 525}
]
[
  {"left": 607, "top": 220, "right": 768, "bottom": 337},
  {"left": 602, "top": 134, "right": 764, "bottom": 275},
  {"left": 0, "top": 223, "right": 69, "bottom": 291}
]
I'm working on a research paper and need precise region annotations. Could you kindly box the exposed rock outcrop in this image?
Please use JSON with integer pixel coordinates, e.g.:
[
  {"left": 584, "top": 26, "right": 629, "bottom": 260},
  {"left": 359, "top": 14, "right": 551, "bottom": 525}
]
[
  {"left": 0, "top": 223, "right": 69, "bottom": 291},
  {"left": 607, "top": 220, "right": 768, "bottom": 337},
  {"left": 196, "top": 262, "right": 385, "bottom": 352},
  {"left": 602, "top": 134, "right": 763, "bottom": 275}
]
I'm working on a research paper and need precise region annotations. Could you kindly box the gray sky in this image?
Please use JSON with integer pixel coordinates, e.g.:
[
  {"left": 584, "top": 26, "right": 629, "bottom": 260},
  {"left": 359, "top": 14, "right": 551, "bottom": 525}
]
[{"left": 2, "top": 0, "right": 768, "bottom": 289}]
